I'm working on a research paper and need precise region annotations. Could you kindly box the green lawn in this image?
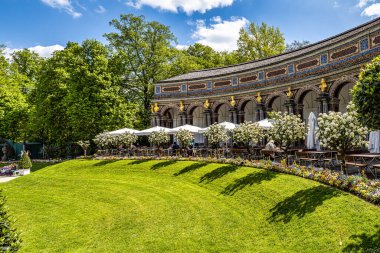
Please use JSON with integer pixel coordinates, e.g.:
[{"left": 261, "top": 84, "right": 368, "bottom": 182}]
[{"left": 1, "top": 159, "right": 379, "bottom": 252}]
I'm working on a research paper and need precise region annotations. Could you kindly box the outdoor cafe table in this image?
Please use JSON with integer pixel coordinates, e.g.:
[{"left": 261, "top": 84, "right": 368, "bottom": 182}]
[
  {"left": 345, "top": 153, "right": 380, "bottom": 177},
  {"left": 299, "top": 151, "right": 337, "bottom": 167}
]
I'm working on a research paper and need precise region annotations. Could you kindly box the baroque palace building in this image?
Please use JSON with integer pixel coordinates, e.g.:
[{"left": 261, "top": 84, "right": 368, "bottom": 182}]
[{"left": 151, "top": 18, "right": 380, "bottom": 129}]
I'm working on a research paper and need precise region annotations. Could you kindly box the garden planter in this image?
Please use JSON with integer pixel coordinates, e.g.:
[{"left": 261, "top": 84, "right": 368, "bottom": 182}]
[{"left": 20, "top": 169, "right": 30, "bottom": 176}]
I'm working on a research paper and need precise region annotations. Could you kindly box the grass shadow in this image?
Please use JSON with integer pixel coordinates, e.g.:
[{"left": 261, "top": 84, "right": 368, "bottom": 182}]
[
  {"left": 268, "top": 185, "right": 341, "bottom": 223},
  {"left": 174, "top": 162, "right": 208, "bottom": 176},
  {"left": 221, "top": 170, "right": 277, "bottom": 196},
  {"left": 31, "top": 163, "right": 57, "bottom": 172},
  {"left": 343, "top": 225, "right": 380, "bottom": 252},
  {"left": 93, "top": 160, "right": 118, "bottom": 167},
  {"left": 200, "top": 164, "right": 239, "bottom": 183},
  {"left": 151, "top": 160, "right": 177, "bottom": 170},
  {"left": 129, "top": 160, "right": 150, "bottom": 165}
]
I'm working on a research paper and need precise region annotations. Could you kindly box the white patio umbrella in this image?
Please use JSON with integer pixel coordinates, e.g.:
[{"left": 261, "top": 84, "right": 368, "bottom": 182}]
[
  {"left": 369, "top": 130, "right": 380, "bottom": 153},
  {"left": 107, "top": 127, "right": 140, "bottom": 135},
  {"left": 306, "top": 112, "right": 317, "bottom": 149},
  {"left": 168, "top": 124, "right": 203, "bottom": 134},
  {"left": 199, "top": 121, "right": 238, "bottom": 133},
  {"left": 136, "top": 126, "right": 171, "bottom": 136},
  {"left": 256, "top": 118, "right": 273, "bottom": 130}
]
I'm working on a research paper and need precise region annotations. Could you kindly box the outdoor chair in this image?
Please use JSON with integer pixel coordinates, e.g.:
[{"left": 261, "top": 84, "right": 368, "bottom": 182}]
[
  {"left": 295, "top": 152, "right": 318, "bottom": 166},
  {"left": 322, "top": 152, "right": 339, "bottom": 170},
  {"left": 345, "top": 155, "right": 367, "bottom": 175},
  {"left": 261, "top": 150, "right": 279, "bottom": 162},
  {"left": 372, "top": 164, "right": 380, "bottom": 178}
]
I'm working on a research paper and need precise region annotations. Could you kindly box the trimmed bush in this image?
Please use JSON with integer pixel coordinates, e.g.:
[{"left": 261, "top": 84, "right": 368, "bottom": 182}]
[
  {"left": 0, "top": 190, "right": 21, "bottom": 252},
  {"left": 18, "top": 152, "right": 32, "bottom": 170},
  {"left": 353, "top": 55, "right": 380, "bottom": 129}
]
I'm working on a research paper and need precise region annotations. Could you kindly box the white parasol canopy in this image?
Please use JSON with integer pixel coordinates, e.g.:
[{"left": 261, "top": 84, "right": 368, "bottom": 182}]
[
  {"left": 168, "top": 124, "right": 203, "bottom": 134},
  {"left": 369, "top": 130, "right": 380, "bottom": 153},
  {"left": 199, "top": 121, "right": 238, "bottom": 133},
  {"left": 306, "top": 112, "right": 317, "bottom": 149},
  {"left": 107, "top": 127, "right": 140, "bottom": 135},
  {"left": 256, "top": 118, "right": 273, "bottom": 130},
  {"left": 136, "top": 126, "right": 171, "bottom": 136}
]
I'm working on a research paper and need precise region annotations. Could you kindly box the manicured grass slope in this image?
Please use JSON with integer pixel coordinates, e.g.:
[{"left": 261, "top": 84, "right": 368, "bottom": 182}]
[{"left": 2, "top": 160, "right": 380, "bottom": 252}]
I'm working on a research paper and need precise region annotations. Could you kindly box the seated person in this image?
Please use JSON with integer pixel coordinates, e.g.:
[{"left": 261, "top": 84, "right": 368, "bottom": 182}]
[
  {"left": 265, "top": 140, "right": 282, "bottom": 152},
  {"left": 172, "top": 142, "right": 180, "bottom": 150}
]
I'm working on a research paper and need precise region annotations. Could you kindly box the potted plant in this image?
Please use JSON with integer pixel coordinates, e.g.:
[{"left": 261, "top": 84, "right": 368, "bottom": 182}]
[{"left": 18, "top": 151, "right": 32, "bottom": 175}]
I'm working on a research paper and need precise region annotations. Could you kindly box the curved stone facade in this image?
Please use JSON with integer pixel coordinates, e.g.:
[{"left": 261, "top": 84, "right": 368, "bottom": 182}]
[{"left": 152, "top": 18, "right": 380, "bottom": 129}]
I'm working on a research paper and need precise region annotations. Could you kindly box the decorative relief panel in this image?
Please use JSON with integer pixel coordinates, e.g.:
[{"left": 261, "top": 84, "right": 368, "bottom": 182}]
[
  {"left": 372, "top": 34, "right": 380, "bottom": 47},
  {"left": 188, "top": 83, "right": 206, "bottom": 91},
  {"left": 213, "top": 80, "right": 231, "bottom": 88},
  {"left": 296, "top": 58, "right": 320, "bottom": 71},
  {"left": 162, "top": 86, "right": 181, "bottom": 93},
  {"left": 330, "top": 43, "right": 359, "bottom": 61},
  {"left": 239, "top": 74, "right": 258, "bottom": 83},
  {"left": 266, "top": 68, "right": 287, "bottom": 79}
]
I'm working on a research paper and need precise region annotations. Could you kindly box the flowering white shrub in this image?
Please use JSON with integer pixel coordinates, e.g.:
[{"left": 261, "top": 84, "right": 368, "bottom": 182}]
[
  {"left": 233, "top": 121, "right": 264, "bottom": 151},
  {"left": 204, "top": 123, "right": 229, "bottom": 148},
  {"left": 316, "top": 107, "right": 368, "bottom": 157},
  {"left": 120, "top": 132, "right": 138, "bottom": 148},
  {"left": 267, "top": 112, "right": 306, "bottom": 150},
  {"left": 93, "top": 133, "right": 114, "bottom": 149},
  {"left": 176, "top": 129, "right": 193, "bottom": 148},
  {"left": 148, "top": 130, "right": 169, "bottom": 148}
]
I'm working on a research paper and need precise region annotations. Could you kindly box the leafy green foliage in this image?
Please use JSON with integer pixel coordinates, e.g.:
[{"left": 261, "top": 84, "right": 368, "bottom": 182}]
[
  {"left": 233, "top": 122, "right": 264, "bottom": 152},
  {"left": 18, "top": 152, "right": 32, "bottom": 169},
  {"left": 148, "top": 131, "right": 169, "bottom": 148},
  {"left": 204, "top": 123, "right": 229, "bottom": 148},
  {"left": 0, "top": 190, "right": 21, "bottom": 252},
  {"left": 237, "top": 22, "right": 285, "bottom": 62},
  {"left": 176, "top": 129, "right": 193, "bottom": 148},
  {"left": 353, "top": 55, "right": 380, "bottom": 129},
  {"left": 105, "top": 14, "right": 176, "bottom": 127},
  {"left": 31, "top": 40, "right": 136, "bottom": 154}
]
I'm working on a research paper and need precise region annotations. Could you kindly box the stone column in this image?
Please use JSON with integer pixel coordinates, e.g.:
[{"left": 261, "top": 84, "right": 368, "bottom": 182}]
[
  {"left": 330, "top": 97, "right": 340, "bottom": 112},
  {"left": 151, "top": 113, "right": 160, "bottom": 127},
  {"left": 186, "top": 114, "right": 193, "bottom": 125},
  {"left": 229, "top": 108, "right": 238, "bottom": 124},
  {"left": 317, "top": 93, "right": 331, "bottom": 114},
  {"left": 179, "top": 112, "right": 187, "bottom": 126},
  {"left": 237, "top": 110, "right": 245, "bottom": 124},
  {"left": 212, "top": 113, "right": 219, "bottom": 124},
  {"left": 296, "top": 104, "right": 304, "bottom": 120},
  {"left": 284, "top": 99, "right": 296, "bottom": 114},
  {"left": 203, "top": 109, "right": 212, "bottom": 127},
  {"left": 256, "top": 103, "right": 266, "bottom": 120}
]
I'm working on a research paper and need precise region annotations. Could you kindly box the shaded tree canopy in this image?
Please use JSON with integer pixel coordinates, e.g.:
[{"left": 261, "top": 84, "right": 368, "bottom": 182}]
[{"left": 237, "top": 22, "right": 285, "bottom": 62}]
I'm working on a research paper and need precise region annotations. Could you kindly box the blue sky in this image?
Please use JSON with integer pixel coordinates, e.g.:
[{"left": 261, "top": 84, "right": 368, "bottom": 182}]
[{"left": 1, "top": 0, "right": 380, "bottom": 57}]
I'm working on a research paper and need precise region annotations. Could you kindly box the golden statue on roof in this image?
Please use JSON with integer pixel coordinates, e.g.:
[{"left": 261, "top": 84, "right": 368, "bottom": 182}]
[
  {"left": 179, "top": 101, "right": 185, "bottom": 112},
  {"left": 320, "top": 78, "right": 328, "bottom": 92},
  {"left": 286, "top": 87, "right": 293, "bottom": 98},
  {"left": 256, "top": 92, "right": 262, "bottom": 103},
  {"left": 204, "top": 99, "right": 210, "bottom": 109},
  {"left": 153, "top": 103, "right": 160, "bottom": 113},
  {"left": 230, "top": 96, "right": 236, "bottom": 107}
]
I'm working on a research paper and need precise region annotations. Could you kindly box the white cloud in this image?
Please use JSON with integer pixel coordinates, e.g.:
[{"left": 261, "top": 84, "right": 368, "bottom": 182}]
[
  {"left": 362, "top": 3, "right": 380, "bottom": 17},
  {"left": 95, "top": 5, "right": 106, "bottom": 14},
  {"left": 41, "top": 0, "right": 82, "bottom": 18},
  {"left": 357, "top": 0, "right": 375, "bottom": 8},
  {"left": 175, "top": 44, "right": 189, "bottom": 50},
  {"left": 191, "top": 16, "right": 249, "bottom": 52},
  {"left": 3, "top": 45, "right": 64, "bottom": 59},
  {"left": 126, "top": 0, "right": 234, "bottom": 15}
]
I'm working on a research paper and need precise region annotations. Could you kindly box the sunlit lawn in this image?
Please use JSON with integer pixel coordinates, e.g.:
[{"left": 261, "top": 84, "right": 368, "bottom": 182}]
[{"left": 1, "top": 159, "right": 379, "bottom": 252}]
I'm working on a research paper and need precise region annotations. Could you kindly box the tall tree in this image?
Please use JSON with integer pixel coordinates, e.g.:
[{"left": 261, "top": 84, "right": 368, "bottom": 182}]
[
  {"left": 0, "top": 54, "right": 29, "bottom": 142},
  {"left": 105, "top": 14, "right": 176, "bottom": 127},
  {"left": 32, "top": 40, "right": 136, "bottom": 152},
  {"left": 285, "top": 40, "right": 311, "bottom": 52},
  {"left": 237, "top": 22, "right": 285, "bottom": 62}
]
